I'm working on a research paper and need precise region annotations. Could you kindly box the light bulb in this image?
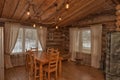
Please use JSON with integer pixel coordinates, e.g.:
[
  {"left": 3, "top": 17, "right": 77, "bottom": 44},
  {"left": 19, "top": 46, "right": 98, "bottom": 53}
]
[
  {"left": 65, "top": 3, "right": 69, "bottom": 9},
  {"left": 33, "top": 24, "right": 36, "bottom": 28},
  {"left": 27, "top": 11, "right": 30, "bottom": 16},
  {"left": 56, "top": 26, "right": 58, "bottom": 29},
  {"left": 59, "top": 17, "right": 62, "bottom": 21},
  {"left": 40, "top": 26, "right": 42, "bottom": 29}
]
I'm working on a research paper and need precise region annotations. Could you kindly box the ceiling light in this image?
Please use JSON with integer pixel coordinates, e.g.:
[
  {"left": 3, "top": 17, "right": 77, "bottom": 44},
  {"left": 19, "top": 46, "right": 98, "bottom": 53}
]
[
  {"left": 65, "top": 2, "right": 69, "bottom": 9},
  {"left": 33, "top": 24, "right": 36, "bottom": 28},
  {"left": 59, "top": 17, "right": 62, "bottom": 21},
  {"left": 27, "top": 10, "right": 30, "bottom": 16},
  {"left": 56, "top": 26, "right": 58, "bottom": 29},
  {"left": 40, "top": 26, "right": 42, "bottom": 29}
]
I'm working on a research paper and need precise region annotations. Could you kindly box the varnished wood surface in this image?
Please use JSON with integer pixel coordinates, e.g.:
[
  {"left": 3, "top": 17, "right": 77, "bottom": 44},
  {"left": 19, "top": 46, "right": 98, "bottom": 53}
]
[
  {"left": 0, "top": 0, "right": 116, "bottom": 27},
  {"left": 5, "top": 61, "right": 104, "bottom": 80}
]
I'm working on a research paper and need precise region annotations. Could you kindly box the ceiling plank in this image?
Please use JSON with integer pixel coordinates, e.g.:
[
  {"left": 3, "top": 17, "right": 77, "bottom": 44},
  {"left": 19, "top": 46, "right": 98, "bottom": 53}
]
[
  {"left": 20, "top": 0, "right": 45, "bottom": 21},
  {"left": 51, "top": 0, "right": 95, "bottom": 26},
  {"left": 57, "top": 0, "right": 106, "bottom": 27},
  {"left": 12, "top": 0, "right": 26, "bottom": 20},
  {"left": 10, "top": 0, "right": 20, "bottom": 18},
  {"left": 40, "top": 0, "right": 64, "bottom": 20},
  {"left": 1, "top": 0, "right": 19, "bottom": 18},
  {"left": 42, "top": 0, "right": 77, "bottom": 22},
  {"left": 0, "top": 0, "right": 5, "bottom": 17}
]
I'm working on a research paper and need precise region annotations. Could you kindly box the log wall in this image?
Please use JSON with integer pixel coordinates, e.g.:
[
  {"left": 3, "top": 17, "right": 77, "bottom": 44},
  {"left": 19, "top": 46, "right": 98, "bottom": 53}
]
[{"left": 46, "top": 26, "right": 70, "bottom": 60}]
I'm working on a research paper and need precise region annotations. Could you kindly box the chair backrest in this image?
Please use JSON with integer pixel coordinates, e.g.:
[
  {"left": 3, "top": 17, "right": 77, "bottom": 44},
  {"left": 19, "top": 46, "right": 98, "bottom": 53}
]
[
  {"left": 47, "top": 48, "right": 59, "bottom": 54},
  {"left": 48, "top": 52, "right": 59, "bottom": 70},
  {"left": 47, "top": 48, "right": 54, "bottom": 54},
  {"left": 26, "top": 50, "right": 35, "bottom": 73}
]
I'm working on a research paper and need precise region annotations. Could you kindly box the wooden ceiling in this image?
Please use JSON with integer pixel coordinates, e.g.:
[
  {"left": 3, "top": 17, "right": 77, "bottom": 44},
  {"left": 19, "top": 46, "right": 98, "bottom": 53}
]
[{"left": 0, "top": 0, "right": 120, "bottom": 27}]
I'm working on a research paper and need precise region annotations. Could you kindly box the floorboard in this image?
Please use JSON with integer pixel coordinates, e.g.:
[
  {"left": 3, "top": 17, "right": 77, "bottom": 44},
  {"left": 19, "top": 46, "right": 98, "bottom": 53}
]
[{"left": 5, "top": 61, "right": 105, "bottom": 80}]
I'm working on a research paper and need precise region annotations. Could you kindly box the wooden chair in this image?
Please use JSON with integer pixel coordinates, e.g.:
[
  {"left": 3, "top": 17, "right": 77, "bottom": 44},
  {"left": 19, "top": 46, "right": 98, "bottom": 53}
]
[
  {"left": 26, "top": 50, "right": 32, "bottom": 72},
  {"left": 47, "top": 48, "right": 54, "bottom": 54},
  {"left": 43, "top": 52, "right": 59, "bottom": 80},
  {"left": 26, "top": 50, "right": 35, "bottom": 78},
  {"left": 34, "top": 59, "right": 40, "bottom": 80}
]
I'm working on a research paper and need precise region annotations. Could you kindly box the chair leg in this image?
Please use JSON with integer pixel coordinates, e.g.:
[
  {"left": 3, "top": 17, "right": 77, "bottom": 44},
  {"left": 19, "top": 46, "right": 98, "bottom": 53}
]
[
  {"left": 48, "top": 72, "right": 50, "bottom": 80},
  {"left": 55, "top": 71, "right": 57, "bottom": 80}
]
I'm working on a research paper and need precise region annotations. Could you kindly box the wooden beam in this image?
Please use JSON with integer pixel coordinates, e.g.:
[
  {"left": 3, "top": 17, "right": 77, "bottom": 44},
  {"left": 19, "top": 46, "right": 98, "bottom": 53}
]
[
  {"left": 0, "top": 18, "right": 50, "bottom": 27},
  {"left": 76, "top": 14, "right": 116, "bottom": 26}
]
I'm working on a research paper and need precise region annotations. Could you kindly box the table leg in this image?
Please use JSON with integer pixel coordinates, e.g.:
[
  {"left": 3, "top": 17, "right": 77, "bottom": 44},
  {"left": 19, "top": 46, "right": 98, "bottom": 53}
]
[{"left": 40, "top": 63, "right": 43, "bottom": 80}]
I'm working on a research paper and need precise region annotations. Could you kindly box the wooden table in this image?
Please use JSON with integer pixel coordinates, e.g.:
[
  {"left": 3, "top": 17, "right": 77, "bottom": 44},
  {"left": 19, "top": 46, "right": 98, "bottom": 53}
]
[{"left": 33, "top": 52, "right": 63, "bottom": 80}]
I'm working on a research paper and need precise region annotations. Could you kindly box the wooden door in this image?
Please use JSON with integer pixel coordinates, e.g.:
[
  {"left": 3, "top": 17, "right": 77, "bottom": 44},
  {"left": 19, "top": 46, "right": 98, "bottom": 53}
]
[{"left": 0, "top": 27, "right": 4, "bottom": 80}]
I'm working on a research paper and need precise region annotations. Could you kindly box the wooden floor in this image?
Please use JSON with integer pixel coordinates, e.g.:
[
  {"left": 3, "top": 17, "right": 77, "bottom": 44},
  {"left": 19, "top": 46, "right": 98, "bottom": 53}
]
[{"left": 5, "top": 61, "right": 105, "bottom": 80}]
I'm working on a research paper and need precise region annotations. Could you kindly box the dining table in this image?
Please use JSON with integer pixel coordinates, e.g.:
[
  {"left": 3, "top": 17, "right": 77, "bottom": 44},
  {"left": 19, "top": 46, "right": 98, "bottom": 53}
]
[{"left": 33, "top": 52, "right": 63, "bottom": 80}]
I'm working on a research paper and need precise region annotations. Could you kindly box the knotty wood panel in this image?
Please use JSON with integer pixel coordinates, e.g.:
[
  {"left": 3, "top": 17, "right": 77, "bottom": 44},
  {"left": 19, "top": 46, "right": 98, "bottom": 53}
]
[
  {"left": 0, "top": 0, "right": 5, "bottom": 16},
  {"left": 12, "top": 0, "right": 27, "bottom": 20},
  {"left": 1, "top": 0, "right": 19, "bottom": 18}
]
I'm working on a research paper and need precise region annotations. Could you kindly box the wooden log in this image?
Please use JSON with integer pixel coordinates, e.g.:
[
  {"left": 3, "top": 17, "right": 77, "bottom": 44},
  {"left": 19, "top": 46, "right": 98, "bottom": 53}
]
[
  {"left": 116, "top": 16, "right": 120, "bottom": 20},
  {"left": 116, "top": 10, "right": 120, "bottom": 16},
  {"left": 116, "top": 4, "right": 120, "bottom": 10}
]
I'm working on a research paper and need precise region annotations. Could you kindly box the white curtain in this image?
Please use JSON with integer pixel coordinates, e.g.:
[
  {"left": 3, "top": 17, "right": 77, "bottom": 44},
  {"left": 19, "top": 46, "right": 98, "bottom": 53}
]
[
  {"left": 69, "top": 28, "right": 81, "bottom": 61},
  {"left": 0, "top": 27, "right": 4, "bottom": 80},
  {"left": 4, "top": 22, "right": 20, "bottom": 69},
  {"left": 91, "top": 24, "right": 102, "bottom": 68},
  {"left": 37, "top": 27, "right": 47, "bottom": 51}
]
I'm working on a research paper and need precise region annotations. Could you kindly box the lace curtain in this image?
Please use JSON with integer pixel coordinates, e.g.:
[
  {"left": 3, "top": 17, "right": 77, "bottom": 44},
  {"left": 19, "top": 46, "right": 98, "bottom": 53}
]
[
  {"left": 37, "top": 27, "right": 47, "bottom": 51},
  {"left": 4, "top": 22, "right": 20, "bottom": 69},
  {"left": 91, "top": 24, "right": 102, "bottom": 68},
  {"left": 0, "top": 27, "right": 4, "bottom": 80},
  {"left": 69, "top": 28, "right": 91, "bottom": 60},
  {"left": 69, "top": 28, "right": 81, "bottom": 61}
]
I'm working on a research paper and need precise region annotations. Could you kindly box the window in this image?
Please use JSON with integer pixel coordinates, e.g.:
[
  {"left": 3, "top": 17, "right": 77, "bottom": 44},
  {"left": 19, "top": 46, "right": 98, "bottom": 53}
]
[
  {"left": 81, "top": 29, "right": 91, "bottom": 53},
  {"left": 75, "top": 29, "right": 91, "bottom": 54},
  {"left": 12, "top": 28, "right": 42, "bottom": 53}
]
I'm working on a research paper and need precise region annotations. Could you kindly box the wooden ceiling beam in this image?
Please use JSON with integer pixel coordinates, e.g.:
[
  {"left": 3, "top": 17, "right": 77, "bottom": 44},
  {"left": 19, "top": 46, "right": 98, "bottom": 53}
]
[{"left": 0, "top": 18, "right": 49, "bottom": 26}]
